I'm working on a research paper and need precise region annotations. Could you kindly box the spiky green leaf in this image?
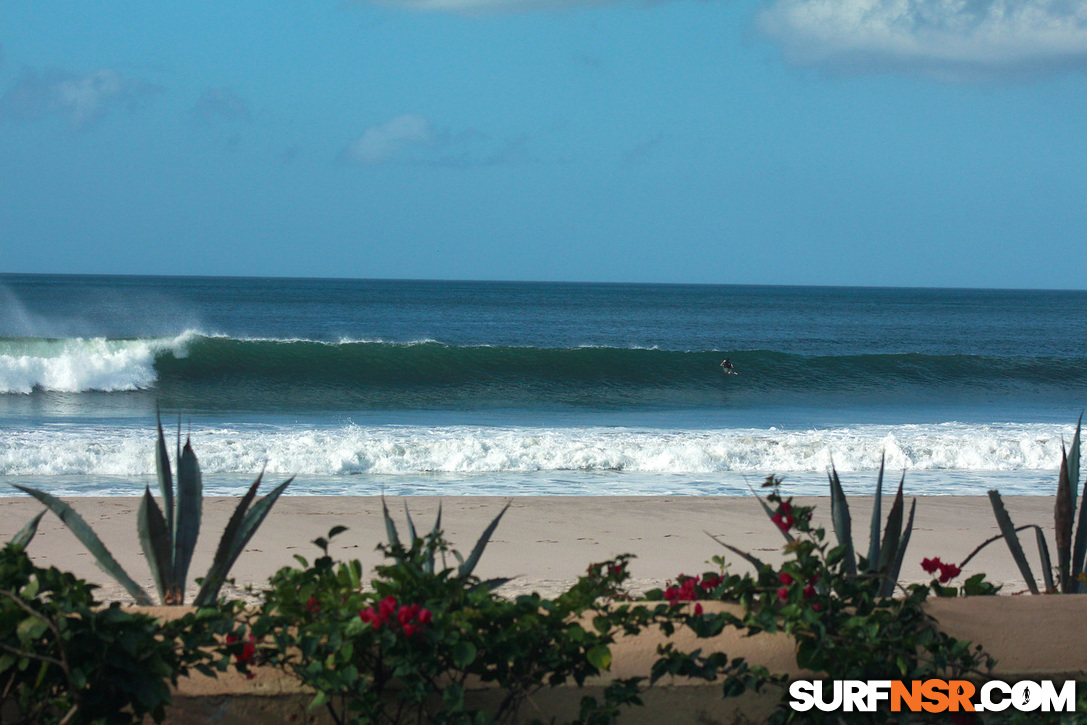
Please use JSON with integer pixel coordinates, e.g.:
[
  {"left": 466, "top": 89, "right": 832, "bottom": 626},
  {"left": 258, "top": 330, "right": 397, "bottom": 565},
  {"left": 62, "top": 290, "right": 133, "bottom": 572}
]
[
  {"left": 828, "top": 465, "right": 856, "bottom": 577},
  {"left": 705, "top": 531, "right": 767, "bottom": 571},
  {"left": 867, "top": 454, "right": 886, "bottom": 571},
  {"left": 137, "top": 487, "right": 174, "bottom": 603},
  {"left": 883, "top": 498, "right": 916, "bottom": 598},
  {"left": 154, "top": 413, "right": 175, "bottom": 531},
  {"left": 10, "top": 509, "right": 45, "bottom": 549},
  {"left": 458, "top": 502, "right": 509, "bottom": 579},
  {"left": 12, "top": 485, "right": 152, "bottom": 605},
  {"left": 988, "top": 490, "right": 1039, "bottom": 595},
  {"left": 381, "top": 495, "right": 401, "bottom": 552},
  {"left": 194, "top": 476, "right": 292, "bottom": 606},
  {"left": 1035, "top": 526, "right": 1056, "bottom": 593},
  {"left": 876, "top": 473, "right": 905, "bottom": 575},
  {"left": 1056, "top": 448, "right": 1074, "bottom": 592},
  {"left": 172, "top": 438, "right": 203, "bottom": 604}
]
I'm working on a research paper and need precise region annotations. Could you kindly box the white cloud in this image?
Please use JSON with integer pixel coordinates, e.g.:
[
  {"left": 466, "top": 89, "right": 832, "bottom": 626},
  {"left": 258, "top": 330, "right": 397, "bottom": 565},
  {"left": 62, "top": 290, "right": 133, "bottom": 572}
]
[
  {"left": 0, "top": 67, "right": 161, "bottom": 129},
  {"left": 759, "top": 0, "right": 1087, "bottom": 80},
  {"left": 342, "top": 114, "right": 435, "bottom": 163}
]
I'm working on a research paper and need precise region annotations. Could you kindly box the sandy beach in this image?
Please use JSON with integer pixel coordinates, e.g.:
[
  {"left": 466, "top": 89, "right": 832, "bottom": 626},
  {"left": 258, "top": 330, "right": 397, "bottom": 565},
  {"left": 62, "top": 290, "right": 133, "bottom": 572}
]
[{"left": 0, "top": 494, "right": 1058, "bottom": 602}]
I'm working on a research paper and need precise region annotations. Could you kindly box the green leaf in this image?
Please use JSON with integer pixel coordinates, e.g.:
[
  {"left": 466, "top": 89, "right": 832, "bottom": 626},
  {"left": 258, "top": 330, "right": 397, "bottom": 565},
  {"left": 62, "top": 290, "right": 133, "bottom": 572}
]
[
  {"left": 1056, "top": 446, "right": 1074, "bottom": 591},
  {"left": 458, "top": 502, "right": 510, "bottom": 579},
  {"left": 867, "top": 453, "right": 885, "bottom": 571},
  {"left": 876, "top": 473, "right": 905, "bottom": 576},
  {"left": 381, "top": 495, "right": 400, "bottom": 551},
  {"left": 137, "top": 487, "right": 174, "bottom": 603},
  {"left": 828, "top": 464, "right": 856, "bottom": 577},
  {"left": 194, "top": 476, "right": 293, "bottom": 606},
  {"left": 154, "top": 412, "right": 175, "bottom": 531},
  {"left": 587, "top": 644, "right": 612, "bottom": 671},
  {"left": 883, "top": 497, "right": 916, "bottom": 599},
  {"left": 988, "top": 490, "right": 1039, "bottom": 594},
  {"left": 11, "top": 484, "right": 153, "bottom": 605},
  {"left": 1036, "top": 526, "right": 1056, "bottom": 594},
  {"left": 16, "top": 617, "right": 48, "bottom": 643},
  {"left": 452, "top": 640, "right": 477, "bottom": 668},
  {"left": 172, "top": 438, "right": 203, "bottom": 604},
  {"left": 10, "top": 509, "right": 45, "bottom": 548}
]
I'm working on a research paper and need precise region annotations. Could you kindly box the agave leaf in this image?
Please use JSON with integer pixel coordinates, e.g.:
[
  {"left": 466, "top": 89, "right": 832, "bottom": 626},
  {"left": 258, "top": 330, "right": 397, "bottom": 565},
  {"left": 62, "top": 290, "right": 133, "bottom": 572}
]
[
  {"left": 423, "top": 502, "right": 444, "bottom": 575},
  {"left": 191, "top": 473, "right": 262, "bottom": 606},
  {"left": 1070, "top": 416, "right": 1087, "bottom": 588},
  {"left": 705, "top": 531, "right": 767, "bottom": 571},
  {"left": 137, "top": 487, "right": 175, "bottom": 603},
  {"left": 1069, "top": 415, "right": 1082, "bottom": 524},
  {"left": 745, "top": 482, "right": 794, "bottom": 543},
  {"left": 867, "top": 454, "right": 886, "bottom": 572},
  {"left": 828, "top": 465, "right": 856, "bottom": 577},
  {"left": 404, "top": 502, "right": 418, "bottom": 544},
  {"left": 171, "top": 438, "right": 203, "bottom": 604},
  {"left": 381, "top": 495, "right": 401, "bottom": 552},
  {"left": 876, "top": 473, "right": 905, "bottom": 576},
  {"left": 458, "top": 502, "right": 510, "bottom": 579},
  {"left": 154, "top": 412, "right": 175, "bottom": 531},
  {"left": 194, "top": 476, "right": 292, "bottom": 606},
  {"left": 473, "top": 577, "right": 513, "bottom": 592},
  {"left": 12, "top": 484, "right": 152, "bottom": 605},
  {"left": 882, "top": 498, "right": 916, "bottom": 598},
  {"left": 988, "top": 490, "right": 1039, "bottom": 595},
  {"left": 1035, "top": 526, "right": 1056, "bottom": 593},
  {"left": 1056, "top": 448, "right": 1074, "bottom": 592},
  {"left": 10, "top": 509, "right": 46, "bottom": 548}
]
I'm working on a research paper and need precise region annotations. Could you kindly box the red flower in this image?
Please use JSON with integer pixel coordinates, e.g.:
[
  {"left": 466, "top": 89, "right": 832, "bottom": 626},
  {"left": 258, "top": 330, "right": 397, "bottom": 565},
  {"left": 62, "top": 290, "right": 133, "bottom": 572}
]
[
  {"left": 771, "top": 510, "right": 796, "bottom": 533},
  {"left": 402, "top": 623, "right": 418, "bottom": 638},
  {"left": 305, "top": 597, "right": 320, "bottom": 614},
  {"left": 226, "top": 633, "right": 256, "bottom": 665},
  {"left": 778, "top": 572, "right": 794, "bottom": 586},
  {"left": 938, "top": 562, "right": 962, "bottom": 583},
  {"left": 359, "top": 607, "right": 379, "bottom": 627},
  {"left": 694, "top": 603, "right": 704, "bottom": 615},
  {"left": 921, "top": 557, "right": 941, "bottom": 574},
  {"left": 812, "top": 602, "right": 822, "bottom": 612},
  {"left": 378, "top": 596, "right": 398, "bottom": 620},
  {"left": 802, "top": 584, "right": 816, "bottom": 600},
  {"left": 417, "top": 608, "right": 432, "bottom": 625},
  {"left": 777, "top": 587, "right": 790, "bottom": 602}
]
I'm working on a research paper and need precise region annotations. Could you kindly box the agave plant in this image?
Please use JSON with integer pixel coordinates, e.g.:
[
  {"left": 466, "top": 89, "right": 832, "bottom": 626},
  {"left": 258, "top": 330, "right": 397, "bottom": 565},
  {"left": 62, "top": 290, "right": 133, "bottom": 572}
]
[
  {"left": 11, "top": 416, "right": 292, "bottom": 606},
  {"left": 381, "top": 497, "right": 510, "bottom": 588},
  {"left": 962, "top": 415, "right": 1085, "bottom": 594},
  {"left": 711, "top": 456, "right": 916, "bottom": 597}
]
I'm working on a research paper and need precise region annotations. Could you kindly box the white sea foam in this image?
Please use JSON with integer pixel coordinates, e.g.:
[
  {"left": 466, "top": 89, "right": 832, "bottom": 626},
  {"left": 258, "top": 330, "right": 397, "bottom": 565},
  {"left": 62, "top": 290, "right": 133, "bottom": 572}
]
[
  {"left": 0, "top": 332, "right": 196, "bottom": 394},
  {"left": 0, "top": 422, "right": 1075, "bottom": 484}
]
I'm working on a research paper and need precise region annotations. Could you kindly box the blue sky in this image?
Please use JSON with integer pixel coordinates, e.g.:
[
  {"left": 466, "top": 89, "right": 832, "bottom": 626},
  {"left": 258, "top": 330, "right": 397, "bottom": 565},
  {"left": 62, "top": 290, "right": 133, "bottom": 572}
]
[{"left": 2, "top": 0, "right": 1086, "bottom": 288}]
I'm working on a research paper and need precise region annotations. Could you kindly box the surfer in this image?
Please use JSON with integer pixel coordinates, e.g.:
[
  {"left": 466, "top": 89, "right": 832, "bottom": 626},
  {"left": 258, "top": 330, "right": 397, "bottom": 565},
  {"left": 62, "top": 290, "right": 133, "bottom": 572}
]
[{"left": 720, "top": 358, "right": 737, "bottom": 375}]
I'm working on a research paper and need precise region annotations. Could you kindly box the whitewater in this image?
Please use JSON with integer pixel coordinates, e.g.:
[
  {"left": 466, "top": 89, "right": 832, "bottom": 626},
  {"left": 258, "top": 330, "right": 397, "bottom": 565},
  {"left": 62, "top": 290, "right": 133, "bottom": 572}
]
[{"left": 2, "top": 275, "right": 1085, "bottom": 497}]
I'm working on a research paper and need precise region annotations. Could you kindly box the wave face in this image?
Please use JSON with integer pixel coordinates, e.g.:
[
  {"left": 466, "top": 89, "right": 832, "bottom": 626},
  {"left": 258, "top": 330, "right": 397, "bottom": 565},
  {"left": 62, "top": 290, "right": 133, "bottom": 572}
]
[
  {"left": 2, "top": 333, "right": 1085, "bottom": 411},
  {"left": 0, "top": 422, "right": 1072, "bottom": 479}
]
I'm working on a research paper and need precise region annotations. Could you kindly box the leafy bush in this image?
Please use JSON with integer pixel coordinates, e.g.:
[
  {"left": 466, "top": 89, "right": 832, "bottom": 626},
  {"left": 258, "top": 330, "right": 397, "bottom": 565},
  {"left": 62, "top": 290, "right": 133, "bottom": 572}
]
[
  {"left": 11, "top": 416, "right": 291, "bottom": 605},
  {"left": 651, "top": 478, "right": 995, "bottom": 724},
  {"left": 0, "top": 542, "right": 238, "bottom": 725}
]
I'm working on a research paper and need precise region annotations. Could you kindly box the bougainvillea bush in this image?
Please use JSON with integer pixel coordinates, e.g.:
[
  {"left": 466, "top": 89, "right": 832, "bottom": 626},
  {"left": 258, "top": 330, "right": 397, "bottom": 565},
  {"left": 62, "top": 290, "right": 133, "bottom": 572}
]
[{"left": 649, "top": 479, "right": 997, "bottom": 724}]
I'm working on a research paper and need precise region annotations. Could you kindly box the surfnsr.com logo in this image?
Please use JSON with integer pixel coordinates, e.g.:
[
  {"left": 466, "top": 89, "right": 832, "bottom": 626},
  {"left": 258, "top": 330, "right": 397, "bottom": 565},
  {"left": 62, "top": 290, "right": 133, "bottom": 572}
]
[{"left": 789, "top": 679, "right": 1077, "bottom": 714}]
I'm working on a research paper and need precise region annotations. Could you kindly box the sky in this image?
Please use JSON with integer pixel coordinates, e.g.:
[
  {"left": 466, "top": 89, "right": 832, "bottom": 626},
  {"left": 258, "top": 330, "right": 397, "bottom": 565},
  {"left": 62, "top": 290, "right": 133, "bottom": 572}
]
[{"left": 2, "top": 0, "right": 1087, "bottom": 289}]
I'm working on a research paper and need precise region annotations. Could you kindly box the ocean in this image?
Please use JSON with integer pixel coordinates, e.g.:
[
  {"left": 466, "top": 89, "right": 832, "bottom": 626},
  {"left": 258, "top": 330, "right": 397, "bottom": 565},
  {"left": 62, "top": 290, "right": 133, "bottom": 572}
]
[{"left": 2, "top": 274, "right": 1085, "bottom": 497}]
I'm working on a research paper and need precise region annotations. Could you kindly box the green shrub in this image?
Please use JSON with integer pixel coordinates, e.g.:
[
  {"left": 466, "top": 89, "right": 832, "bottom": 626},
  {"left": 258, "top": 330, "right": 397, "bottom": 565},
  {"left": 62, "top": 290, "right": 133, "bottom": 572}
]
[{"left": 0, "top": 542, "right": 238, "bottom": 725}]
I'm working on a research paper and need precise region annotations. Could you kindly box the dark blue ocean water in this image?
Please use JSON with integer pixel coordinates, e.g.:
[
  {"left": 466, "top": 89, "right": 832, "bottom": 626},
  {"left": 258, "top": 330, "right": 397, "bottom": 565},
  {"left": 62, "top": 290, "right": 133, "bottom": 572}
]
[{"left": 2, "top": 274, "right": 1085, "bottom": 496}]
